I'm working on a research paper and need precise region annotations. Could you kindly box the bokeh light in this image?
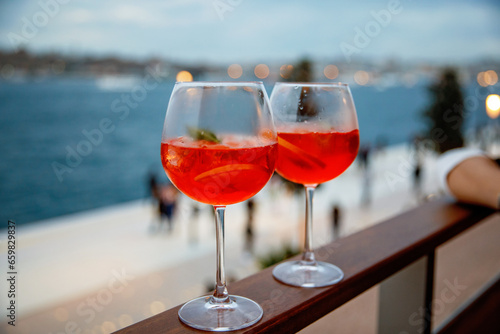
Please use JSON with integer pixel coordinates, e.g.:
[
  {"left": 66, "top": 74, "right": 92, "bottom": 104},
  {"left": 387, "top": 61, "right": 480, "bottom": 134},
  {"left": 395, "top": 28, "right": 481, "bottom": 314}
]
[
  {"left": 254, "top": 64, "right": 269, "bottom": 79},
  {"left": 477, "top": 70, "right": 498, "bottom": 87},
  {"left": 100, "top": 321, "right": 116, "bottom": 333},
  {"left": 279, "top": 64, "right": 293, "bottom": 79},
  {"left": 354, "top": 70, "right": 370, "bottom": 86},
  {"left": 484, "top": 70, "right": 498, "bottom": 86},
  {"left": 486, "top": 94, "right": 500, "bottom": 119},
  {"left": 150, "top": 300, "right": 166, "bottom": 315},
  {"left": 477, "top": 72, "right": 486, "bottom": 87},
  {"left": 176, "top": 70, "right": 193, "bottom": 82},
  {"left": 118, "top": 314, "right": 134, "bottom": 328},
  {"left": 54, "top": 307, "right": 69, "bottom": 322},
  {"left": 323, "top": 65, "right": 339, "bottom": 80},
  {"left": 227, "top": 64, "right": 243, "bottom": 79}
]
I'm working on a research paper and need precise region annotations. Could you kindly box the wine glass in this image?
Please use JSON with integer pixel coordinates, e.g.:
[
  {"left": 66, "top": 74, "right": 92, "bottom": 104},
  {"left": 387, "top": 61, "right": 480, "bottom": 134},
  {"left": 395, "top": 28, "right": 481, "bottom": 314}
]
[
  {"left": 270, "top": 82, "right": 359, "bottom": 287},
  {"left": 161, "top": 81, "right": 277, "bottom": 331}
]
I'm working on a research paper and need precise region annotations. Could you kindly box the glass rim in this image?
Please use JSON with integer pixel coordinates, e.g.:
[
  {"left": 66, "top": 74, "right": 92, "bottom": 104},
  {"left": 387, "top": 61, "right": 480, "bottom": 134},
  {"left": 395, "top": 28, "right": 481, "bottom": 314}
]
[
  {"left": 174, "top": 80, "right": 265, "bottom": 86},
  {"left": 274, "top": 82, "right": 350, "bottom": 87}
]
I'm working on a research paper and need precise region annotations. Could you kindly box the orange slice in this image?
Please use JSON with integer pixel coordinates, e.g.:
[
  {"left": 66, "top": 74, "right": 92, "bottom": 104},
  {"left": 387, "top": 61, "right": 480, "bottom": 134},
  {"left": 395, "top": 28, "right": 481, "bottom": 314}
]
[
  {"left": 278, "top": 137, "right": 326, "bottom": 168},
  {"left": 194, "top": 164, "right": 268, "bottom": 182}
]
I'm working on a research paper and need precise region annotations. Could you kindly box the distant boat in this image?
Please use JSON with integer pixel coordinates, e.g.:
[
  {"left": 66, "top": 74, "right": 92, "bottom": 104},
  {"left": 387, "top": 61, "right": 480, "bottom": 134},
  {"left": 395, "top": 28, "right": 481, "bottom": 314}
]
[{"left": 95, "top": 75, "right": 142, "bottom": 91}]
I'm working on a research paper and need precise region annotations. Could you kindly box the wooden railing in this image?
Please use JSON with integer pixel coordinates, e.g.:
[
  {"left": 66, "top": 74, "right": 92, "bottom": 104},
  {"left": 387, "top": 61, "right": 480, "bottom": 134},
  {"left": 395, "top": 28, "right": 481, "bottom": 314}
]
[{"left": 114, "top": 199, "right": 497, "bottom": 334}]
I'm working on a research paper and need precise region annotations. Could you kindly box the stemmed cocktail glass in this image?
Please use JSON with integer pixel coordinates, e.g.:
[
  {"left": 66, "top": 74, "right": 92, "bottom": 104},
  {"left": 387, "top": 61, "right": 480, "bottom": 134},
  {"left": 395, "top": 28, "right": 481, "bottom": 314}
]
[
  {"left": 161, "top": 82, "right": 277, "bottom": 330},
  {"left": 270, "top": 82, "right": 359, "bottom": 287}
]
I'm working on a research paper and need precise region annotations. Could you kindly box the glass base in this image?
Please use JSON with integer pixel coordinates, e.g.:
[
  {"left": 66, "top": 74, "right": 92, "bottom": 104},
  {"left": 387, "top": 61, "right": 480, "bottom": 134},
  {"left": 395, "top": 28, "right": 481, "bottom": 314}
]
[
  {"left": 178, "top": 295, "right": 263, "bottom": 331},
  {"left": 272, "top": 260, "right": 344, "bottom": 288}
]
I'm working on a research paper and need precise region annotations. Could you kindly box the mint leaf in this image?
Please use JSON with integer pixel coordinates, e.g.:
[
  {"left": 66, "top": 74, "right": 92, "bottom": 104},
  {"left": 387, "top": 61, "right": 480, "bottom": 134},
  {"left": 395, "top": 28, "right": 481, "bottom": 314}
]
[{"left": 187, "top": 126, "right": 220, "bottom": 143}]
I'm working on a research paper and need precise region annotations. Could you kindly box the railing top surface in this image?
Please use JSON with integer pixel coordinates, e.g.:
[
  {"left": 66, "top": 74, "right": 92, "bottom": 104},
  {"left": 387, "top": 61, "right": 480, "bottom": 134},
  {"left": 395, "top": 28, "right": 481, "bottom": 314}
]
[{"left": 115, "top": 199, "right": 496, "bottom": 334}]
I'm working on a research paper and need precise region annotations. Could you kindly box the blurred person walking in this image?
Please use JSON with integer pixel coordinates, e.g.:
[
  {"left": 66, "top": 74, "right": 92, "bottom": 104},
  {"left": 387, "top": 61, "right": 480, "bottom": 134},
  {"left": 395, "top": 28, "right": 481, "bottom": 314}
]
[
  {"left": 158, "top": 184, "right": 179, "bottom": 232},
  {"left": 244, "top": 199, "right": 256, "bottom": 254},
  {"left": 359, "top": 143, "right": 372, "bottom": 207},
  {"left": 412, "top": 136, "right": 424, "bottom": 201},
  {"left": 331, "top": 204, "right": 342, "bottom": 240}
]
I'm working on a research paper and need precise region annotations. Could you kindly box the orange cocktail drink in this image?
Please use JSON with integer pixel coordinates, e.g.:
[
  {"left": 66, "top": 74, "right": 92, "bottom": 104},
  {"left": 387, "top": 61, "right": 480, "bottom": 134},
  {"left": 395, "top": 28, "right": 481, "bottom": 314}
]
[{"left": 162, "top": 135, "right": 277, "bottom": 205}]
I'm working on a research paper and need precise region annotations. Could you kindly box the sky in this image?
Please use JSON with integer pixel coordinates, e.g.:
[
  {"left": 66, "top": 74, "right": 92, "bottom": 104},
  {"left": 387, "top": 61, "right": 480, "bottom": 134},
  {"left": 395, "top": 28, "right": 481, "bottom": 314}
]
[{"left": 0, "top": 0, "right": 499, "bottom": 65}]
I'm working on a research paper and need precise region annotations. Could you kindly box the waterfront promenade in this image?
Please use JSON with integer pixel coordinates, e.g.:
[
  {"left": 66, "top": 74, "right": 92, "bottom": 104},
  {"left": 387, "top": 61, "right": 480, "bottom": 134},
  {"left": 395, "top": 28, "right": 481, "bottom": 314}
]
[{"left": 2, "top": 143, "right": 499, "bottom": 333}]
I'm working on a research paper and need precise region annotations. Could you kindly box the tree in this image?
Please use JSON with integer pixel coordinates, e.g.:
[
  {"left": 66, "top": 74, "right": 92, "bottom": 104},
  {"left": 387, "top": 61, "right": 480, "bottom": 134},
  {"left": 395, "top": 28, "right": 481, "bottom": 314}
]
[
  {"left": 422, "top": 68, "right": 465, "bottom": 153},
  {"left": 290, "top": 58, "right": 313, "bottom": 83}
]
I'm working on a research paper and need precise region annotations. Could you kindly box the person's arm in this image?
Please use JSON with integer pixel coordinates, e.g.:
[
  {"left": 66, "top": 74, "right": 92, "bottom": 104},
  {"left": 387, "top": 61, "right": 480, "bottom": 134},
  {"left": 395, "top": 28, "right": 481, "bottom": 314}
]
[{"left": 446, "top": 156, "right": 500, "bottom": 209}]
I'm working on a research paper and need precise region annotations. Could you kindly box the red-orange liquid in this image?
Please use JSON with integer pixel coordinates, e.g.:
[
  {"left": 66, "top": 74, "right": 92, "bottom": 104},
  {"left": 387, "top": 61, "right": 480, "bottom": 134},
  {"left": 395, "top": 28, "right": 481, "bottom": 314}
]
[
  {"left": 161, "top": 137, "right": 277, "bottom": 205},
  {"left": 276, "top": 129, "right": 359, "bottom": 185}
]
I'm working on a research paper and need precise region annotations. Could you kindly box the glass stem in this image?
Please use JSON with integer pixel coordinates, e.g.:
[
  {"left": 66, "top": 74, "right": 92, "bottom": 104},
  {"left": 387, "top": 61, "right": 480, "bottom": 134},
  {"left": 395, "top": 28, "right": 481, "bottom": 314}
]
[
  {"left": 302, "top": 186, "right": 317, "bottom": 264},
  {"left": 212, "top": 205, "right": 230, "bottom": 303}
]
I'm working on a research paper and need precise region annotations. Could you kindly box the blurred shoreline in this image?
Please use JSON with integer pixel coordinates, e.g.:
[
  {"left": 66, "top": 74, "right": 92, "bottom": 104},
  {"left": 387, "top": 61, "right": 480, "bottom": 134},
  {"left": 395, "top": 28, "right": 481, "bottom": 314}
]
[
  {"left": 2, "top": 49, "right": 498, "bottom": 84},
  {"left": 1, "top": 76, "right": 495, "bottom": 227}
]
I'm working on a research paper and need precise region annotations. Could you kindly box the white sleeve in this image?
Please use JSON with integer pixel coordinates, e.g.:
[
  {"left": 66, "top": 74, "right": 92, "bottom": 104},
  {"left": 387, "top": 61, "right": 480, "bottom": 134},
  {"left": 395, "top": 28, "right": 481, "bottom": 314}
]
[{"left": 436, "top": 148, "right": 487, "bottom": 195}]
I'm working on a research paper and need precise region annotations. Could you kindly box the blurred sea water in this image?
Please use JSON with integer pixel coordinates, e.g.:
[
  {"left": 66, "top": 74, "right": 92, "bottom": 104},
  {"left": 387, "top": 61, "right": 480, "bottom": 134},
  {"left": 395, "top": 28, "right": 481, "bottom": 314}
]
[{"left": 0, "top": 77, "right": 491, "bottom": 225}]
